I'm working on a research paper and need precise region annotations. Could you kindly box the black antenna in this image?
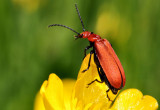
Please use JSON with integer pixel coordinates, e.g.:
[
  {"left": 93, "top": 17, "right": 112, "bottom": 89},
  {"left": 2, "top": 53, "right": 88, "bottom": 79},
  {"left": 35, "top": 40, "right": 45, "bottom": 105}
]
[
  {"left": 48, "top": 24, "right": 80, "bottom": 35},
  {"left": 75, "top": 4, "right": 85, "bottom": 32}
]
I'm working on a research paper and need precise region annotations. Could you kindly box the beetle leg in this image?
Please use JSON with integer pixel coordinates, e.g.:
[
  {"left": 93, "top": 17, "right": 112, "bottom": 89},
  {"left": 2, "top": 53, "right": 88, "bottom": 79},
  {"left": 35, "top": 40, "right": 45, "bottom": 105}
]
[
  {"left": 83, "top": 45, "right": 92, "bottom": 59},
  {"left": 106, "top": 90, "right": 113, "bottom": 102},
  {"left": 82, "top": 50, "right": 93, "bottom": 72},
  {"left": 106, "top": 89, "right": 110, "bottom": 92},
  {"left": 86, "top": 79, "right": 103, "bottom": 88}
]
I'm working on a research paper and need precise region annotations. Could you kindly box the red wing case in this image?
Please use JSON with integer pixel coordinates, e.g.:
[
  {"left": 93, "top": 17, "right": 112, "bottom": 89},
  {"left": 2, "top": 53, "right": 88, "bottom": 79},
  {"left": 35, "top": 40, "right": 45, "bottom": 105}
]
[{"left": 94, "top": 39, "right": 126, "bottom": 89}]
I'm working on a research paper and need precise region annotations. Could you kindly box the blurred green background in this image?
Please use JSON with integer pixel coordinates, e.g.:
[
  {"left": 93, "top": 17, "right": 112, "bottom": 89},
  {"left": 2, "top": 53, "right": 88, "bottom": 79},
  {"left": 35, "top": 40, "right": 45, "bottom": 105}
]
[{"left": 0, "top": 0, "right": 159, "bottom": 109}]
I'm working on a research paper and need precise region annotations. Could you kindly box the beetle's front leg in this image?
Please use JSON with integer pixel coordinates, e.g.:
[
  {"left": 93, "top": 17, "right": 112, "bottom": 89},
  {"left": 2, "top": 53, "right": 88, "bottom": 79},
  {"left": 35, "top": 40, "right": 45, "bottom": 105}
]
[
  {"left": 82, "top": 50, "right": 93, "bottom": 72},
  {"left": 83, "top": 45, "right": 92, "bottom": 59}
]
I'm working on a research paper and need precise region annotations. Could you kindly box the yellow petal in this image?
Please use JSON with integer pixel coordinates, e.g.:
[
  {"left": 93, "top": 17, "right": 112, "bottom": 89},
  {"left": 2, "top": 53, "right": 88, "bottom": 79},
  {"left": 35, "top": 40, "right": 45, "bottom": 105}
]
[
  {"left": 72, "top": 54, "right": 117, "bottom": 109},
  {"left": 135, "top": 95, "right": 158, "bottom": 110},
  {"left": 40, "top": 73, "right": 65, "bottom": 110},
  {"left": 110, "top": 89, "right": 158, "bottom": 110},
  {"left": 63, "top": 79, "right": 76, "bottom": 110},
  {"left": 34, "top": 92, "right": 45, "bottom": 110}
]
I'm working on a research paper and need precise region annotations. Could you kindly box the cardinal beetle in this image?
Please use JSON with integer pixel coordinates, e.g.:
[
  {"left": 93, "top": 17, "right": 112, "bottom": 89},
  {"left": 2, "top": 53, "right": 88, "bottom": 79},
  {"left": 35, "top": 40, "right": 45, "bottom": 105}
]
[{"left": 48, "top": 4, "right": 126, "bottom": 95}]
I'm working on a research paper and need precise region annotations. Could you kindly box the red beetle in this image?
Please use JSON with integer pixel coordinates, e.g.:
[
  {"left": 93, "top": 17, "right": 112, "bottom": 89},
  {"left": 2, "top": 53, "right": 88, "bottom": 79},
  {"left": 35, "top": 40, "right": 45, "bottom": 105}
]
[{"left": 49, "top": 4, "right": 126, "bottom": 95}]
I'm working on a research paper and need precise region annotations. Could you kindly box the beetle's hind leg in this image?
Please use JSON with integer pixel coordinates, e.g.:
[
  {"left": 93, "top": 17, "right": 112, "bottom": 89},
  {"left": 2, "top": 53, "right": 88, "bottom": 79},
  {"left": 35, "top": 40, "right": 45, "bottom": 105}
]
[{"left": 106, "top": 89, "right": 113, "bottom": 102}]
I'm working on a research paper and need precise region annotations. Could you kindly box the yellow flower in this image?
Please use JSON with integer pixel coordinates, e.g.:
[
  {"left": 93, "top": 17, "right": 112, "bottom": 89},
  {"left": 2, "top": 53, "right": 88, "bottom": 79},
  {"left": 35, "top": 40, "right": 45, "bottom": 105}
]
[
  {"left": 34, "top": 54, "right": 158, "bottom": 110},
  {"left": 95, "top": 4, "right": 132, "bottom": 45},
  {"left": 34, "top": 92, "right": 45, "bottom": 110},
  {"left": 12, "top": 0, "right": 47, "bottom": 12}
]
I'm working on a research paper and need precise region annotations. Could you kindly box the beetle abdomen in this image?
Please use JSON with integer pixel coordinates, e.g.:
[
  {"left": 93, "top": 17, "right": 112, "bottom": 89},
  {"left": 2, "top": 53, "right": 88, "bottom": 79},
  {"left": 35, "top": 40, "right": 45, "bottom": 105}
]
[{"left": 94, "top": 39, "right": 126, "bottom": 89}]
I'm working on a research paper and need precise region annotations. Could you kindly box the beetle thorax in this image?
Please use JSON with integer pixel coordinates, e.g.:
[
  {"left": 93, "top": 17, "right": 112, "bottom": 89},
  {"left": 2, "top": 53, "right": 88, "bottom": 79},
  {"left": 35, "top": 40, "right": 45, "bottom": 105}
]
[{"left": 81, "top": 31, "right": 101, "bottom": 42}]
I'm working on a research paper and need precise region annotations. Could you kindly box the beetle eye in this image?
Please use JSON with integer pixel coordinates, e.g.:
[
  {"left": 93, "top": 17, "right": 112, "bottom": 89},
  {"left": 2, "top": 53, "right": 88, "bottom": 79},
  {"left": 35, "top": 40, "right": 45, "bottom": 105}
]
[
  {"left": 110, "top": 43, "right": 112, "bottom": 47},
  {"left": 80, "top": 34, "right": 83, "bottom": 38}
]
